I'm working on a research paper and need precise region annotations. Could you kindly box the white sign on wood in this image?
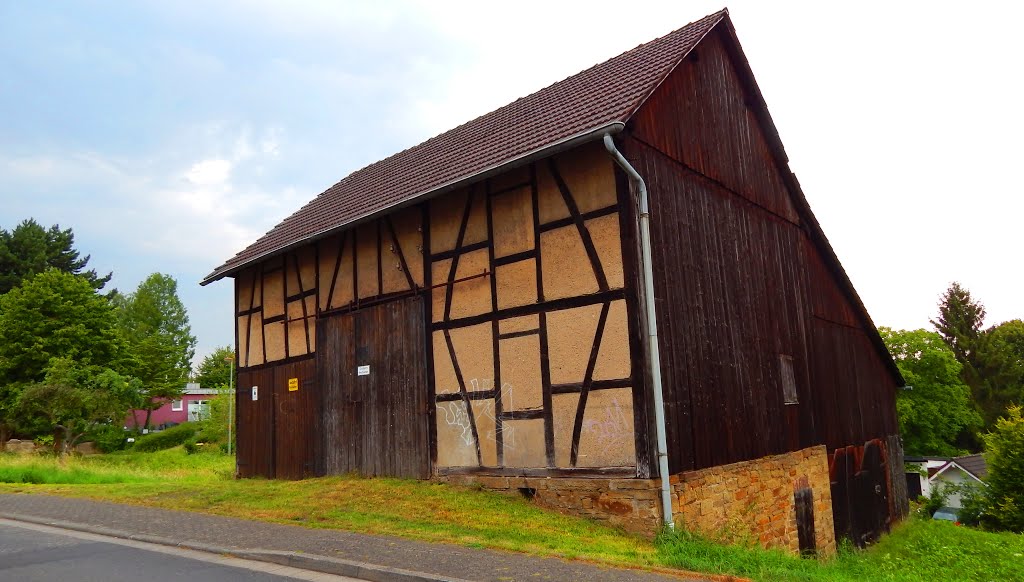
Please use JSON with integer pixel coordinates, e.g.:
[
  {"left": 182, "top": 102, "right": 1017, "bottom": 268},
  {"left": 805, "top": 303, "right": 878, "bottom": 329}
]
[
  {"left": 251, "top": 386, "right": 258, "bottom": 401},
  {"left": 357, "top": 365, "right": 370, "bottom": 376}
]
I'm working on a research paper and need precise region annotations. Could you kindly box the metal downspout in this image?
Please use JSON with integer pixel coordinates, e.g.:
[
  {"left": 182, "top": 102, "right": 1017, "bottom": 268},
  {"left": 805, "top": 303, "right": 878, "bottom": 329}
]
[{"left": 602, "top": 134, "right": 674, "bottom": 529}]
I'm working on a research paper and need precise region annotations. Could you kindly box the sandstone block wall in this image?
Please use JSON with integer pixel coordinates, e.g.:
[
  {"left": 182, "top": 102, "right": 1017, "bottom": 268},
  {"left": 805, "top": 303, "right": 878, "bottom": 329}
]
[
  {"left": 672, "top": 445, "right": 836, "bottom": 556},
  {"left": 437, "top": 445, "right": 836, "bottom": 556}
]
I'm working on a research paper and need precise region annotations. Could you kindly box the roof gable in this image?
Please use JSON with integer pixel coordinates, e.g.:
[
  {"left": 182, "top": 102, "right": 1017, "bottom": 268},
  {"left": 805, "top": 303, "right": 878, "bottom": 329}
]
[{"left": 202, "top": 9, "right": 727, "bottom": 284}]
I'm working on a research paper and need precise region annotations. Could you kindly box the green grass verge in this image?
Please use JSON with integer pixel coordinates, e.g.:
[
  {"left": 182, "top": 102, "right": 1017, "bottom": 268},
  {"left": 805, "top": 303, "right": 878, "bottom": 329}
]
[{"left": 1, "top": 449, "right": 1021, "bottom": 581}]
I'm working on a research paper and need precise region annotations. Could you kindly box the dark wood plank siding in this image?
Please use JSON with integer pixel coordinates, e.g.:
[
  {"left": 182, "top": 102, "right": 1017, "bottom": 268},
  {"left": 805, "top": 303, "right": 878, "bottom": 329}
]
[
  {"left": 315, "top": 308, "right": 357, "bottom": 476},
  {"left": 236, "top": 367, "right": 275, "bottom": 478},
  {"left": 630, "top": 29, "right": 799, "bottom": 226},
  {"left": 624, "top": 26, "right": 898, "bottom": 472},
  {"left": 317, "top": 296, "right": 430, "bottom": 478},
  {"left": 625, "top": 137, "right": 813, "bottom": 472}
]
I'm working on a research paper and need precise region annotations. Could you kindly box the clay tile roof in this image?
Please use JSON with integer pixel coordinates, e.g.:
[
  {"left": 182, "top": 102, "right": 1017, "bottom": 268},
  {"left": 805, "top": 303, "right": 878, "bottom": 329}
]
[{"left": 202, "top": 9, "right": 727, "bottom": 284}]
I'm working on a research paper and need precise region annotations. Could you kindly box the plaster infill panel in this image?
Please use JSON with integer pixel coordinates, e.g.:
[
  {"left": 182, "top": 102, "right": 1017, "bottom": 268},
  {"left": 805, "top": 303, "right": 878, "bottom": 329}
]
[
  {"left": 498, "top": 334, "right": 543, "bottom": 412},
  {"left": 489, "top": 165, "right": 530, "bottom": 193},
  {"left": 381, "top": 245, "right": 410, "bottom": 295},
  {"left": 587, "top": 213, "right": 625, "bottom": 290},
  {"left": 540, "top": 225, "right": 600, "bottom": 300},
  {"left": 537, "top": 164, "right": 570, "bottom": 225},
  {"left": 321, "top": 234, "right": 355, "bottom": 311},
  {"left": 246, "top": 312, "right": 264, "bottom": 367},
  {"left": 296, "top": 245, "right": 317, "bottom": 293},
  {"left": 430, "top": 258, "right": 453, "bottom": 323},
  {"left": 316, "top": 235, "right": 341, "bottom": 311},
  {"left": 546, "top": 303, "right": 602, "bottom": 385},
  {"left": 263, "top": 269, "right": 285, "bottom": 318},
  {"left": 551, "top": 142, "right": 618, "bottom": 215},
  {"left": 576, "top": 388, "right": 636, "bottom": 468},
  {"left": 287, "top": 317, "right": 308, "bottom": 358},
  {"left": 502, "top": 418, "right": 547, "bottom": 468},
  {"left": 356, "top": 224, "right": 380, "bottom": 299},
  {"left": 392, "top": 207, "right": 425, "bottom": 287},
  {"left": 436, "top": 401, "right": 479, "bottom": 467},
  {"left": 498, "top": 314, "right": 540, "bottom": 335},
  {"left": 552, "top": 392, "right": 581, "bottom": 467},
  {"left": 594, "top": 299, "right": 631, "bottom": 381},
  {"left": 264, "top": 320, "right": 286, "bottom": 363},
  {"left": 237, "top": 268, "right": 256, "bottom": 311},
  {"left": 471, "top": 399, "right": 498, "bottom": 467},
  {"left": 447, "top": 248, "right": 491, "bottom": 320},
  {"left": 237, "top": 315, "right": 250, "bottom": 367},
  {"left": 440, "top": 322, "right": 494, "bottom": 392},
  {"left": 430, "top": 188, "right": 487, "bottom": 253},
  {"left": 491, "top": 186, "right": 535, "bottom": 258},
  {"left": 495, "top": 259, "right": 538, "bottom": 310},
  {"left": 432, "top": 330, "right": 459, "bottom": 395},
  {"left": 537, "top": 143, "right": 617, "bottom": 224}
]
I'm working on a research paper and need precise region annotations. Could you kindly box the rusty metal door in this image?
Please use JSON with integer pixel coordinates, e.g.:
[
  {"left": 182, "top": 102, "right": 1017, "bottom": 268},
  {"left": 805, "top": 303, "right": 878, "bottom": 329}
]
[{"left": 316, "top": 296, "right": 430, "bottom": 479}]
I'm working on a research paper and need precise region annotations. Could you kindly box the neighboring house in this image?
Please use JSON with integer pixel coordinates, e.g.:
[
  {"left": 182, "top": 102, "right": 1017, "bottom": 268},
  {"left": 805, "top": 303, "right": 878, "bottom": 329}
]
[
  {"left": 201, "top": 9, "right": 907, "bottom": 554},
  {"left": 906, "top": 454, "right": 987, "bottom": 509},
  {"left": 125, "top": 383, "right": 217, "bottom": 430}
]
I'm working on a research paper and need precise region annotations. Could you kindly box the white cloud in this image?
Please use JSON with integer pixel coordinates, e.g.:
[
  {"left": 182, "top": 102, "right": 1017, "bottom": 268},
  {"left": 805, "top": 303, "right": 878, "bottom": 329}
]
[{"left": 185, "top": 158, "right": 232, "bottom": 186}]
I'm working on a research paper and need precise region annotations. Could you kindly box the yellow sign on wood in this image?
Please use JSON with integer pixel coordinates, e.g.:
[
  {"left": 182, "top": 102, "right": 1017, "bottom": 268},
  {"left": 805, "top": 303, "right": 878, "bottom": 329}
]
[{"left": 288, "top": 377, "right": 299, "bottom": 392}]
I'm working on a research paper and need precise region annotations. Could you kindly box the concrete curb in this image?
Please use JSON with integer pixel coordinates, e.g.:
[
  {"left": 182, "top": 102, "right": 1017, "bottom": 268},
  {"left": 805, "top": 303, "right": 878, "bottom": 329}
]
[{"left": 0, "top": 512, "right": 472, "bottom": 582}]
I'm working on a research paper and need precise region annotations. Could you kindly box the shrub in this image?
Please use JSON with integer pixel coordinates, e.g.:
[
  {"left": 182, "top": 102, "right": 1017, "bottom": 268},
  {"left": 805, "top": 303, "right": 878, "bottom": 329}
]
[
  {"left": 956, "top": 483, "right": 987, "bottom": 527},
  {"left": 183, "top": 438, "right": 199, "bottom": 455},
  {"left": 195, "top": 391, "right": 234, "bottom": 449},
  {"left": 132, "top": 423, "right": 198, "bottom": 452},
  {"left": 89, "top": 424, "right": 129, "bottom": 453},
  {"left": 981, "top": 405, "right": 1024, "bottom": 532},
  {"left": 920, "top": 483, "right": 951, "bottom": 517}
]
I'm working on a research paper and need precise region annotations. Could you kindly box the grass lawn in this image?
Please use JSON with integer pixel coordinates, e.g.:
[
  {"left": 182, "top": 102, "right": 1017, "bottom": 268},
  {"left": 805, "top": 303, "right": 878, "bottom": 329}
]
[{"left": 1, "top": 449, "right": 1021, "bottom": 581}]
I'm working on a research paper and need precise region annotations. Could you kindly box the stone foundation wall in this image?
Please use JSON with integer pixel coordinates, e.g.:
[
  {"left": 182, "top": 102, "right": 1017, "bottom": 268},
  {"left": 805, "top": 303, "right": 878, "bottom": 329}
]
[
  {"left": 436, "top": 474, "right": 663, "bottom": 534},
  {"left": 671, "top": 445, "right": 836, "bottom": 556},
  {"left": 437, "top": 445, "right": 835, "bottom": 556}
]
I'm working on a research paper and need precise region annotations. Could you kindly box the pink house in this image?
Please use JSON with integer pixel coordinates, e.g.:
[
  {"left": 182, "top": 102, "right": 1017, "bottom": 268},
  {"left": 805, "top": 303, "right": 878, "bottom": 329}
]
[{"left": 125, "top": 383, "right": 219, "bottom": 430}]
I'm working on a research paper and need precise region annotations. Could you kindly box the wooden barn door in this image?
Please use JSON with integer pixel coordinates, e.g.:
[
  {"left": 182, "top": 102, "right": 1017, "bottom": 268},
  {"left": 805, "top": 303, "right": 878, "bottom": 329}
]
[
  {"left": 236, "top": 367, "right": 275, "bottom": 478},
  {"left": 316, "top": 296, "right": 430, "bottom": 479},
  {"left": 273, "top": 358, "right": 317, "bottom": 479}
]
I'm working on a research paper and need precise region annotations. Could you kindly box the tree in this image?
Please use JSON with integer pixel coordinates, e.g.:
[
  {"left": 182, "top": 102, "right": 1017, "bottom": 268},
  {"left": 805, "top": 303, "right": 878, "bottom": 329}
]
[
  {"left": 15, "top": 358, "right": 137, "bottom": 455},
  {"left": 974, "top": 320, "right": 1024, "bottom": 426},
  {"left": 931, "top": 282, "right": 986, "bottom": 362},
  {"left": 981, "top": 405, "right": 1024, "bottom": 532},
  {"left": 0, "top": 269, "right": 127, "bottom": 444},
  {"left": 193, "top": 346, "right": 234, "bottom": 389},
  {"left": 116, "top": 273, "right": 196, "bottom": 430},
  {"left": 0, "top": 219, "right": 111, "bottom": 294},
  {"left": 879, "top": 327, "right": 982, "bottom": 456}
]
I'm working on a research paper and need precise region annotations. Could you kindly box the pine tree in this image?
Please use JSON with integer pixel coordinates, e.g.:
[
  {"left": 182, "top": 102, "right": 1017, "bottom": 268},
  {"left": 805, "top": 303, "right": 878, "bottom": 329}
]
[
  {"left": 0, "top": 219, "right": 112, "bottom": 294},
  {"left": 931, "top": 282, "right": 986, "bottom": 364}
]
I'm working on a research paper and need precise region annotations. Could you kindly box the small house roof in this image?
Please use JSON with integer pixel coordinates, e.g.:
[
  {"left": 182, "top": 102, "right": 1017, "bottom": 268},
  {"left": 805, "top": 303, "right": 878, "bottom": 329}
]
[{"left": 953, "top": 453, "right": 987, "bottom": 479}]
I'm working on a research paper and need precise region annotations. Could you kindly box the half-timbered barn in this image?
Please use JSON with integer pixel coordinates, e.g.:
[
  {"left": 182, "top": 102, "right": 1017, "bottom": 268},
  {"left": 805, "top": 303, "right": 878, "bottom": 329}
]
[{"left": 202, "top": 9, "right": 908, "bottom": 554}]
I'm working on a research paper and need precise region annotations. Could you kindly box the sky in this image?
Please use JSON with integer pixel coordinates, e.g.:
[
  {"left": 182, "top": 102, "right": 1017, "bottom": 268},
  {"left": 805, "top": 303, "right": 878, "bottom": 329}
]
[{"left": 2, "top": 1, "right": 1022, "bottom": 367}]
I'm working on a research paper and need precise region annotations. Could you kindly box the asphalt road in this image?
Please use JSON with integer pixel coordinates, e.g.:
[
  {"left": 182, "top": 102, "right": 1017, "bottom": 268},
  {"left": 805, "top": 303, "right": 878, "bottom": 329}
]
[{"left": 0, "top": 520, "right": 359, "bottom": 582}]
